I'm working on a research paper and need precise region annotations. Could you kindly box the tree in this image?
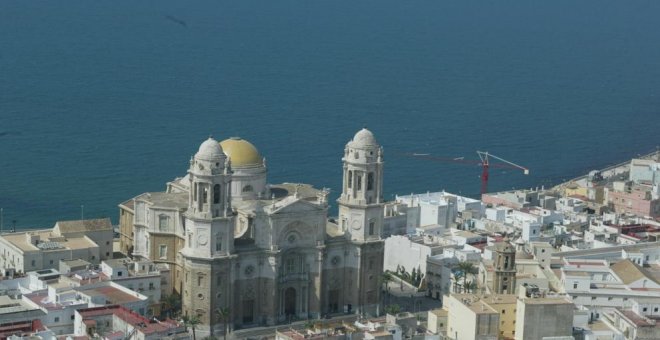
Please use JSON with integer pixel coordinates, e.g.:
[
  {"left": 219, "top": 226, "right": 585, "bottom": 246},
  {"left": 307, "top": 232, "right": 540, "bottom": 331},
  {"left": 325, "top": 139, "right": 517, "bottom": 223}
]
[
  {"left": 380, "top": 272, "right": 393, "bottom": 292},
  {"left": 411, "top": 268, "right": 417, "bottom": 285},
  {"left": 384, "top": 304, "right": 401, "bottom": 315},
  {"left": 183, "top": 314, "right": 201, "bottom": 340},
  {"left": 161, "top": 293, "right": 182, "bottom": 318},
  {"left": 215, "top": 307, "right": 230, "bottom": 340},
  {"left": 465, "top": 281, "right": 478, "bottom": 293},
  {"left": 452, "top": 270, "right": 464, "bottom": 293},
  {"left": 457, "top": 262, "right": 477, "bottom": 293}
]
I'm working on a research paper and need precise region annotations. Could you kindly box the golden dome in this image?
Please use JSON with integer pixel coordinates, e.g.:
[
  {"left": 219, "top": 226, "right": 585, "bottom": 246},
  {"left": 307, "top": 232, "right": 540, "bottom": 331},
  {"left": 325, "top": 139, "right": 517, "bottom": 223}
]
[{"left": 219, "top": 137, "right": 263, "bottom": 168}]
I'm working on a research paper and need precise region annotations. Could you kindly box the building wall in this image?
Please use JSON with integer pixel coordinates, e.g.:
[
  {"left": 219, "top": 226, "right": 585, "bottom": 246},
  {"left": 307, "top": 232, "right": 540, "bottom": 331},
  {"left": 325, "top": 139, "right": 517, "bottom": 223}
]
[
  {"left": 515, "top": 298, "right": 574, "bottom": 340},
  {"left": 384, "top": 235, "right": 434, "bottom": 275},
  {"left": 119, "top": 206, "right": 134, "bottom": 255},
  {"left": 445, "top": 295, "right": 499, "bottom": 340}
]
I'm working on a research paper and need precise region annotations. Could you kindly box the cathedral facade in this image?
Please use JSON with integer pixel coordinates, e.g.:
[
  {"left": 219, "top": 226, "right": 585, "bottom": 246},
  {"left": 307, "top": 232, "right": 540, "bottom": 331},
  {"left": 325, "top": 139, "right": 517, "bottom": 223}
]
[{"left": 118, "top": 129, "right": 385, "bottom": 335}]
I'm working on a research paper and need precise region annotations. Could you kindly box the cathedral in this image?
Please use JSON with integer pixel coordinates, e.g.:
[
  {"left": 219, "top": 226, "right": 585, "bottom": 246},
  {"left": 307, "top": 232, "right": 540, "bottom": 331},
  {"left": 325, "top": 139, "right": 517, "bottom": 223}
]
[{"left": 118, "top": 128, "right": 385, "bottom": 335}]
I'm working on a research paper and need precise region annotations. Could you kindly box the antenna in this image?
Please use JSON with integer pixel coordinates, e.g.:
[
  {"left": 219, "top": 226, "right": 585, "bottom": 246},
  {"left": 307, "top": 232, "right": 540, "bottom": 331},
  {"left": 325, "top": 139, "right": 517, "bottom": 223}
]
[{"left": 0, "top": 208, "right": 3, "bottom": 234}]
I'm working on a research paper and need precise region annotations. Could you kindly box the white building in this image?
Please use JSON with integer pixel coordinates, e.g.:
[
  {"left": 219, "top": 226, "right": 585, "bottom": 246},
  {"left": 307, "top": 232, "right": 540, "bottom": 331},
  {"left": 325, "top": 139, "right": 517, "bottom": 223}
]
[
  {"left": 396, "top": 191, "right": 482, "bottom": 232},
  {"left": 0, "top": 218, "right": 113, "bottom": 274}
]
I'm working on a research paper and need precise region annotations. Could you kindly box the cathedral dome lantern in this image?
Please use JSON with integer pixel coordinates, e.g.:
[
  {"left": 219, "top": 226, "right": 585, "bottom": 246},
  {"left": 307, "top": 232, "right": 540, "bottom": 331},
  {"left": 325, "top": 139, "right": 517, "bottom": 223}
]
[{"left": 220, "top": 137, "right": 267, "bottom": 201}]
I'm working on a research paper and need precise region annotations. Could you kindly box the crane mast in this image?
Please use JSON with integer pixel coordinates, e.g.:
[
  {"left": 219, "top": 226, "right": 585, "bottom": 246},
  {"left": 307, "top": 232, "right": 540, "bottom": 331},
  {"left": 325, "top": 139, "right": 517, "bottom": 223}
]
[{"left": 477, "top": 151, "right": 529, "bottom": 195}]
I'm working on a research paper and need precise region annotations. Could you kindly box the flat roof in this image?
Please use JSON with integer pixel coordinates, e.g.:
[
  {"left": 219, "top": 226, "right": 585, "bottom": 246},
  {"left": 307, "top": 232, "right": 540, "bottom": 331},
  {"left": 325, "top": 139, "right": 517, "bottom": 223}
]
[
  {"left": 2, "top": 230, "right": 98, "bottom": 252},
  {"left": 522, "top": 296, "right": 572, "bottom": 305},
  {"left": 136, "top": 192, "right": 188, "bottom": 209},
  {"left": 80, "top": 286, "right": 141, "bottom": 304},
  {"left": 79, "top": 305, "right": 182, "bottom": 335}
]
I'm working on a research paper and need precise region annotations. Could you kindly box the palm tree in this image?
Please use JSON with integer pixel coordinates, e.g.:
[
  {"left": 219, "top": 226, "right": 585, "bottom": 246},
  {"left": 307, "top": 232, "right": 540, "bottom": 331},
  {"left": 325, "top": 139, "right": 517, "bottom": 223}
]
[
  {"left": 452, "top": 270, "right": 464, "bottom": 293},
  {"left": 161, "top": 293, "right": 182, "bottom": 318},
  {"left": 184, "top": 314, "right": 201, "bottom": 340},
  {"left": 457, "top": 262, "right": 477, "bottom": 293},
  {"left": 465, "top": 281, "right": 478, "bottom": 293},
  {"left": 214, "top": 307, "right": 230, "bottom": 340}
]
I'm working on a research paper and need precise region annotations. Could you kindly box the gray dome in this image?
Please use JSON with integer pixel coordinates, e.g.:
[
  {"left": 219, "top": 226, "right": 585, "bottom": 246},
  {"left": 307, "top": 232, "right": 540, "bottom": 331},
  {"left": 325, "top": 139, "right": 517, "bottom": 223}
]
[
  {"left": 349, "top": 128, "right": 378, "bottom": 148},
  {"left": 195, "top": 137, "right": 225, "bottom": 161}
]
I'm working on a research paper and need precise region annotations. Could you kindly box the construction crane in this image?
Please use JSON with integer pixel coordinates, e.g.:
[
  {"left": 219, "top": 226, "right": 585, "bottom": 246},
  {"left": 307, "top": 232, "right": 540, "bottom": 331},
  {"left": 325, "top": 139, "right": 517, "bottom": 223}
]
[
  {"left": 404, "top": 151, "right": 529, "bottom": 195},
  {"left": 476, "top": 151, "right": 529, "bottom": 195}
]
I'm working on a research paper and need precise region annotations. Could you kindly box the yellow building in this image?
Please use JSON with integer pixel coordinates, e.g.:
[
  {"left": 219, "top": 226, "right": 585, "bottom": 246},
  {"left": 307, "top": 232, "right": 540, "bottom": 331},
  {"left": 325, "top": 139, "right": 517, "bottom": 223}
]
[
  {"left": 481, "top": 295, "right": 517, "bottom": 339},
  {"left": 444, "top": 294, "right": 500, "bottom": 340}
]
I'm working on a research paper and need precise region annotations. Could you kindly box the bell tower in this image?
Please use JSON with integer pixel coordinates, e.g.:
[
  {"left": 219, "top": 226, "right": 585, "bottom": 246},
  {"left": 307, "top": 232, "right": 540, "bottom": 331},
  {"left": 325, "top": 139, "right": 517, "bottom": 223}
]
[
  {"left": 492, "top": 240, "right": 516, "bottom": 294},
  {"left": 337, "top": 128, "right": 384, "bottom": 242},
  {"left": 182, "top": 137, "right": 235, "bottom": 257}
]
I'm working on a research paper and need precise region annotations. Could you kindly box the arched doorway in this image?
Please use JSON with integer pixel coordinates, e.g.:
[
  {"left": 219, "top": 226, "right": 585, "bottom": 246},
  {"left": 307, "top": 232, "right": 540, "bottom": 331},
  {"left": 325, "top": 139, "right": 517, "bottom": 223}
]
[{"left": 284, "top": 287, "right": 296, "bottom": 317}]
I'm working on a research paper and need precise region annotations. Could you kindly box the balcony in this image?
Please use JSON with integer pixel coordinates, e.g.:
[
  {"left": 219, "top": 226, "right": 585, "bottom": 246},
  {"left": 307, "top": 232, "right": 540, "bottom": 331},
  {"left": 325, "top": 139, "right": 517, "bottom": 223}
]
[{"left": 278, "top": 272, "right": 309, "bottom": 283}]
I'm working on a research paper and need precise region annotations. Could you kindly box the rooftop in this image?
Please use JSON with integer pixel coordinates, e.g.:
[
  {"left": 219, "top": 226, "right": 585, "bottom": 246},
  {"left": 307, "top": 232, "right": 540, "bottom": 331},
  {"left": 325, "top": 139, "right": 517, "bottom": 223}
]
[
  {"left": 78, "top": 305, "right": 182, "bottom": 335},
  {"left": 55, "top": 218, "right": 112, "bottom": 233},
  {"left": 79, "top": 285, "right": 142, "bottom": 305},
  {"left": 136, "top": 192, "right": 188, "bottom": 209},
  {"left": 1, "top": 230, "right": 98, "bottom": 252}
]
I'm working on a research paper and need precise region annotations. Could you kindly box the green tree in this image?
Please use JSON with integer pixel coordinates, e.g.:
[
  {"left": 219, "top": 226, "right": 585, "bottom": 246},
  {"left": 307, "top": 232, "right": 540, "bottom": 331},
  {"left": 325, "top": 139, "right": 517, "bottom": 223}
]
[
  {"left": 465, "top": 281, "right": 478, "bottom": 293},
  {"left": 183, "top": 314, "right": 201, "bottom": 340},
  {"left": 215, "top": 307, "right": 230, "bottom": 340},
  {"left": 161, "top": 293, "right": 182, "bottom": 318},
  {"left": 457, "top": 262, "right": 477, "bottom": 293},
  {"left": 411, "top": 267, "right": 417, "bottom": 285},
  {"left": 452, "top": 270, "right": 464, "bottom": 293},
  {"left": 384, "top": 304, "right": 401, "bottom": 315}
]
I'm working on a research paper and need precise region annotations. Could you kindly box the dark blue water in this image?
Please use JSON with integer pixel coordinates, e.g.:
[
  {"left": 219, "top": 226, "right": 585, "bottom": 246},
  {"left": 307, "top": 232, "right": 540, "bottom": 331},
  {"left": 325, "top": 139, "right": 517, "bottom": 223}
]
[{"left": 1, "top": 0, "right": 659, "bottom": 228}]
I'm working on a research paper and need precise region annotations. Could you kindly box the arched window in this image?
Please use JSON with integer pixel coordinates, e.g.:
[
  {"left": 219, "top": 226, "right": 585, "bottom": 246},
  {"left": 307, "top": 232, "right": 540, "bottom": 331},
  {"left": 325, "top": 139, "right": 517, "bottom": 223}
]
[
  {"left": 213, "top": 184, "right": 220, "bottom": 204},
  {"left": 203, "top": 187, "right": 208, "bottom": 204},
  {"left": 242, "top": 185, "right": 253, "bottom": 193},
  {"left": 347, "top": 171, "right": 353, "bottom": 188},
  {"left": 357, "top": 175, "right": 362, "bottom": 190}
]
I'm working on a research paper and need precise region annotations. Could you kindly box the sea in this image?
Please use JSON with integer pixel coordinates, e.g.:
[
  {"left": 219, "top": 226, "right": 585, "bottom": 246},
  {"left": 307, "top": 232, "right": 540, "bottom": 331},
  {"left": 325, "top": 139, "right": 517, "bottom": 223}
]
[{"left": 1, "top": 0, "right": 659, "bottom": 229}]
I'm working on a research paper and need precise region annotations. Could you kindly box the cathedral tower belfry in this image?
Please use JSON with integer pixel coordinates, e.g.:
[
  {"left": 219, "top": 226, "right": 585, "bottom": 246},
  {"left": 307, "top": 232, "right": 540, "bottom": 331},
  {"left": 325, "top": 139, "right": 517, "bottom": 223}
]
[
  {"left": 337, "top": 128, "right": 384, "bottom": 242},
  {"left": 492, "top": 240, "right": 516, "bottom": 294}
]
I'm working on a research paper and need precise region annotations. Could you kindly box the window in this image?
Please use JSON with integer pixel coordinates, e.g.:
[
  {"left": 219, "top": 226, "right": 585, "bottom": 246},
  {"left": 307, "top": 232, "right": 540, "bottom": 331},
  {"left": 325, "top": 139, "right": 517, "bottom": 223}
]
[
  {"left": 285, "top": 258, "right": 295, "bottom": 274},
  {"left": 203, "top": 187, "right": 208, "bottom": 204},
  {"left": 71, "top": 315, "right": 74, "bottom": 320},
  {"left": 198, "top": 276, "right": 202, "bottom": 287},
  {"left": 654, "top": 307, "right": 658, "bottom": 312},
  {"left": 214, "top": 184, "right": 220, "bottom": 204},
  {"left": 357, "top": 175, "right": 362, "bottom": 190},
  {"left": 369, "top": 221, "right": 375, "bottom": 235},
  {"left": 367, "top": 172, "right": 374, "bottom": 190},
  {"left": 215, "top": 234, "right": 222, "bottom": 252},
  {"left": 347, "top": 171, "right": 352, "bottom": 188},
  {"left": 643, "top": 307, "right": 648, "bottom": 312},
  {"left": 54, "top": 317, "right": 59, "bottom": 322},
  {"left": 573, "top": 282, "right": 578, "bottom": 289},
  {"left": 608, "top": 297, "right": 613, "bottom": 301},
  {"left": 502, "top": 309, "right": 506, "bottom": 314},
  {"left": 31, "top": 260, "right": 35, "bottom": 267},
  {"left": 159, "top": 215, "right": 169, "bottom": 231},
  {"left": 242, "top": 185, "right": 253, "bottom": 193},
  {"left": 118, "top": 271, "right": 123, "bottom": 277},
  {"left": 50, "top": 260, "right": 53, "bottom": 265},
  {"left": 591, "top": 296, "right": 597, "bottom": 300},
  {"left": 159, "top": 245, "right": 167, "bottom": 259}
]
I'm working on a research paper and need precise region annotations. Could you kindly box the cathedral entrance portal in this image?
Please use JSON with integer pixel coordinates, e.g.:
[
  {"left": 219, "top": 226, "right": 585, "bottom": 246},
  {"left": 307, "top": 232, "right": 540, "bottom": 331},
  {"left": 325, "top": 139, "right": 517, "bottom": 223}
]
[{"left": 284, "top": 287, "right": 296, "bottom": 317}]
